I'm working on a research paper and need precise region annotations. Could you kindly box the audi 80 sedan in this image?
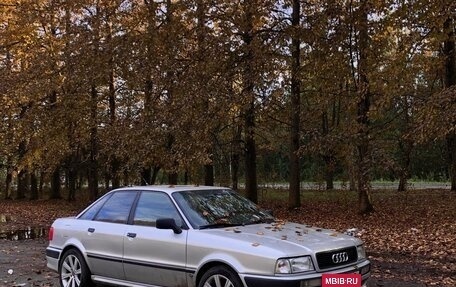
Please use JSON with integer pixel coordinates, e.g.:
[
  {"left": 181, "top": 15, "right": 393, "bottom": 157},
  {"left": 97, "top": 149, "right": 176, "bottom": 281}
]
[{"left": 46, "top": 185, "right": 371, "bottom": 287}]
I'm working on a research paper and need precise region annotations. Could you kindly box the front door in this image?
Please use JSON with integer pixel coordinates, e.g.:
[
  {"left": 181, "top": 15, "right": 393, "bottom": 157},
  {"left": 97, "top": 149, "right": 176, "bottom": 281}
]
[{"left": 123, "top": 191, "right": 188, "bottom": 286}]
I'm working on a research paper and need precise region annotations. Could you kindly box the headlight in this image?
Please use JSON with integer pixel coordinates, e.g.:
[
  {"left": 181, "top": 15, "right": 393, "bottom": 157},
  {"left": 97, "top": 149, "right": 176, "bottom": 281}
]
[
  {"left": 275, "top": 256, "right": 314, "bottom": 274},
  {"left": 357, "top": 245, "right": 367, "bottom": 260}
]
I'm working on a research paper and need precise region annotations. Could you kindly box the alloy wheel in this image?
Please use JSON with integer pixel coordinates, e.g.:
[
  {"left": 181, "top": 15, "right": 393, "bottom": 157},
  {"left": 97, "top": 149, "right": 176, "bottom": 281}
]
[
  {"left": 203, "top": 274, "right": 235, "bottom": 287},
  {"left": 60, "top": 254, "right": 82, "bottom": 287}
]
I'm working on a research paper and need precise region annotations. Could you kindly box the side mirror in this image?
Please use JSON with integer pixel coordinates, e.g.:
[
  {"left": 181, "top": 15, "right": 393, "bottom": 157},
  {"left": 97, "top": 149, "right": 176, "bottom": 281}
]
[{"left": 156, "top": 218, "right": 182, "bottom": 234}]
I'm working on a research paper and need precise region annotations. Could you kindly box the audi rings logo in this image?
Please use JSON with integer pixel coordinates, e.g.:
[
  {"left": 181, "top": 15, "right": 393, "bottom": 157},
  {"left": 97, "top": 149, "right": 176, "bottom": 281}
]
[{"left": 331, "top": 252, "right": 349, "bottom": 264}]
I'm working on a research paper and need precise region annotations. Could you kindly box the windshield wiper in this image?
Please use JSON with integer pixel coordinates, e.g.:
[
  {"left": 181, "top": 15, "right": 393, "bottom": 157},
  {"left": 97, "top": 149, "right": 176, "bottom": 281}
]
[
  {"left": 246, "top": 218, "right": 275, "bottom": 225},
  {"left": 199, "top": 223, "right": 241, "bottom": 230}
]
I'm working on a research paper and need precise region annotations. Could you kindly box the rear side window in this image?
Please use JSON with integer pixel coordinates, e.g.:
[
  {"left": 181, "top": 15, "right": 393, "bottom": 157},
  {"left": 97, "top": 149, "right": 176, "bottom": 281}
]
[{"left": 94, "top": 192, "right": 137, "bottom": 224}]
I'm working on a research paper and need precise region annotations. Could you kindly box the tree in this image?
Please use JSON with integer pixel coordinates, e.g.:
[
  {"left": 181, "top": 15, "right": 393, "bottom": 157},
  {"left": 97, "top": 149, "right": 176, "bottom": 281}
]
[
  {"left": 288, "top": 0, "right": 301, "bottom": 208},
  {"left": 352, "top": 0, "right": 374, "bottom": 214},
  {"left": 412, "top": 1, "right": 456, "bottom": 190},
  {"left": 239, "top": 0, "right": 258, "bottom": 203},
  {"left": 442, "top": 16, "right": 455, "bottom": 191}
]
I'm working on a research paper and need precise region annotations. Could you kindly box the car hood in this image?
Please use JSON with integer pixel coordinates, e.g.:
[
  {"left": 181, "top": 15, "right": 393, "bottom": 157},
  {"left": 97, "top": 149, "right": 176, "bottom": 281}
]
[{"left": 199, "top": 222, "right": 361, "bottom": 257}]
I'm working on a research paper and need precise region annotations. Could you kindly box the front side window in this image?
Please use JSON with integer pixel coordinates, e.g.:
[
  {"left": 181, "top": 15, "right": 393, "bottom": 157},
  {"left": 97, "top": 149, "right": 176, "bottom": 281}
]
[
  {"left": 133, "top": 191, "right": 183, "bottom": 227},
  {"left": 94, "top": 191, "right": 137, "bottom": 223}
]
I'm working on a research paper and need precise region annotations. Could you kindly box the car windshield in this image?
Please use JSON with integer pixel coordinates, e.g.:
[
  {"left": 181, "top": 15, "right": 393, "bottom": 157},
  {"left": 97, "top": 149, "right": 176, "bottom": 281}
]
[{"left": 173, "top": 189, "right": 274, "bottom": 229}]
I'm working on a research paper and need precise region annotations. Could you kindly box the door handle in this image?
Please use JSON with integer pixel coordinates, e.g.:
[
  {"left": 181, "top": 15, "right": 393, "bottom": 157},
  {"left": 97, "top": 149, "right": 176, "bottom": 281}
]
[
  {"left": 127, "top": 232, "right": 137, "bottom": 238},
  {"left": 88, "top": 228, "right": 95, "bottom": 233}
]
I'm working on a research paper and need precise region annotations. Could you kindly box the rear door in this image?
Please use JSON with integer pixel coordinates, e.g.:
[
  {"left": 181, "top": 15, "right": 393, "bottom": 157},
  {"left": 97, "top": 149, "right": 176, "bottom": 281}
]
[{"left": 123, "top": 191, "right": 188, "bottom": 286}]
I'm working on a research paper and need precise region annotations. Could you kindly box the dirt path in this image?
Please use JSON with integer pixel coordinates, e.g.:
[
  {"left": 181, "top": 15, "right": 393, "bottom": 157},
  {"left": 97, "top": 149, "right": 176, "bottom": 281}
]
[{"left": 0, "top": 239, "right": 57, "bottom": 287}]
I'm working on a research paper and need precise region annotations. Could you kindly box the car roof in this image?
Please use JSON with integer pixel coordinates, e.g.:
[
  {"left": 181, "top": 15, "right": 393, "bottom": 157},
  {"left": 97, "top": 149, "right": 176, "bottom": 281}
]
[{"left": 111, "top": 185, "right": 229, "bottom": 195}]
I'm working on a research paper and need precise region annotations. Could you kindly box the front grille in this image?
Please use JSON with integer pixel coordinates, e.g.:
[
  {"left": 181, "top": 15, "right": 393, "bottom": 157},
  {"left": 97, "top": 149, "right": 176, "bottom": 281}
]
[{"left": 316, "top": 246, "right": 358, "bottom": 269}]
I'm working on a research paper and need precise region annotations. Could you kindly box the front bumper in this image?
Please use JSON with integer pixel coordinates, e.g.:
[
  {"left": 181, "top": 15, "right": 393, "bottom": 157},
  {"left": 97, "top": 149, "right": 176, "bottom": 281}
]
[{"left": 241, "top": 260, "right": 370, "bottom": 287}]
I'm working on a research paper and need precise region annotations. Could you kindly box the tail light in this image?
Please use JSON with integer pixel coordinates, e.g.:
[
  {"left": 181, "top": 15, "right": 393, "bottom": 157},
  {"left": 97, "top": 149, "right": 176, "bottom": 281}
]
[{"left": 48, "top": 227, "right": 54, "bottom": 241}]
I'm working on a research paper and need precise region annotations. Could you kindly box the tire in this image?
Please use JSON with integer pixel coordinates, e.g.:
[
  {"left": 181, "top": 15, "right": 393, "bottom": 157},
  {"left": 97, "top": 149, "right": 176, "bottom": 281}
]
[
  {"left": 58, "top": 249, "right": 93, "bottom": 287},
  {"left": 198, "top": 266, "right": 243, "bottom": 287}
]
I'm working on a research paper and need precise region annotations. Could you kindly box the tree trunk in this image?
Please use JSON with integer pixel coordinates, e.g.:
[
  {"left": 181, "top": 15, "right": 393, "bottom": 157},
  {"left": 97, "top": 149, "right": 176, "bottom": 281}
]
[
  {"left": 16, "top": 170, "right": 27, "bottom": 200},
  {"left": 448, "top": 134, "right": 456, "bottom": 191},
  {"left": 398, "top": 139, "right": 412, "bottom": 192},
  {"left": 151, "top": 166, "right": 160, "bottom": 185},
  {"left": 141, "top": 167, "right": 151, "bottom": 185},
  {"left": 321, "top": 108, "right": 337, "bottom": 191},
  {"left": 39, "top": 171, "right": 45, "bottom": 196},
  {"left": 357, "top": 141, "right": 374, "bottom": 213},
  {"left": 16, "top": 105, "right": 29, "bottom": 200},
  {"left": 324, "top": 155, "right": 335, "bottom": 190},
  {"left": 242, "top": 2, "right": 258, "bottom": 203},
  {"left": 107, "top": 16, "right": 120, "bottom": 190},
  {"left": 168, "top": 172, "right": 178, "bottom": 185},
  {"left": 443, "top": 17, "right": 455, "bottom": 191},
  {"left": 398, "top": 175, "right": 407, "bottom": 192},
  {"left": 104, "top": 171, "right": 110, "bottom": 190},
  {"left": 87, "top": 5, "right": 102, "bottom": 201},
  {"left": 88, "top": 85, "right": 99, "bottom": 201},
  {"left": 50, "top": 168, "right": 61, "bottom": 199},
  {"left": 231, "top": 121, "right": 241, "bottom": 191},
  {"left": 355, "top": 0, "right": 374, "bottom": 214},
  {"left": 4, "top": 160, "right": 13, "bottom": 200},
  {"left": 289, "top": 0, "right": 301, "bottom": 208},
  {"left": 397, "top": 85, "right": 413, "bottom": 192},
  {"left": 30, "top": 172, "right": 38, "bottom": 200},
  {"left": 142, "top": 76, "right": 154, "bottom": 187},
  {"left": 244, "top": 99, "right": 258, "bottom": 203},
  {"left": 111, "top": 158, "right": 120, "bottom": 189},
  {"left": 108, "top": 126, "right": 120, "bottom": 189},
  {"left": 123, "top": 170, "right": 130, "bottom": 186},
  {"left": 5, "top": 172, "right": 12, "bottom": 200},
  {"left": 196, "top": 0, "right": 215, "bottom": 187},
  {"left": 231, "top": 154, "right": 240, "bottom": 190},
  {"left": 398, "top": 171, "right": 407, "bottom": 191},
  {"left": 204, "top": 164, "right": 214, "bottom": 186},
  {"left": 67, "top": 165, "right": 77, "bottom": 201}
]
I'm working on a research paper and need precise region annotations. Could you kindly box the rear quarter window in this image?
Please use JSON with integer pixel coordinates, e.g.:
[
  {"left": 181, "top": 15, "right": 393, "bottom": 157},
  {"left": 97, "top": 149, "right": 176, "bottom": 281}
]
[{"left": 78, "top": 194, "right": 112, "bottom": 220}]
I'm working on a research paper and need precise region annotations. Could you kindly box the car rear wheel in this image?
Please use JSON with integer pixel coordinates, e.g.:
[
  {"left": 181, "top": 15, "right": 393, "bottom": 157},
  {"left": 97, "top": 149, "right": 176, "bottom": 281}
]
[
  {"left": 59, "top": 249, "right": 93, "bottom": 287},
  {"left": 198, "top": 266, "right": 243, "bottom": 287}
]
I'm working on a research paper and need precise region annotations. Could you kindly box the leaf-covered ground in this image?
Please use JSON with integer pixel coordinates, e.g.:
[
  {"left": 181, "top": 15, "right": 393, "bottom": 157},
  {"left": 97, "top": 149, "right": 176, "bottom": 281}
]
[
  {"left": 0, "top": 200, "right": 86, "bottom": 233},
  {"left": 261, "top": 189, "right": 456, "bottom": 286},
  {"left": 0, "top": 189, "right": 455, "bottom": 286}
]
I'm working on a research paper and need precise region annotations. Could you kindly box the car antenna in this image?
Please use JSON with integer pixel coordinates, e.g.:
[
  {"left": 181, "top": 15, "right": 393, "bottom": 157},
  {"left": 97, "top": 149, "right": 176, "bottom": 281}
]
[{"left": 142, "top": 177, "right": 150, "bottom": 185}]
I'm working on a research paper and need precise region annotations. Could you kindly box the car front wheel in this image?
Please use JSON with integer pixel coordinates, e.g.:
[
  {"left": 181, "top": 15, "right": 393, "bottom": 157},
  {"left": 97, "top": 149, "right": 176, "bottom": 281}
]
[
  {"left": 198, "top": 266, "right": 243, "bottom": 287},
  {"left": 59, "top": 249, "right": 93, "bottom": 287}
]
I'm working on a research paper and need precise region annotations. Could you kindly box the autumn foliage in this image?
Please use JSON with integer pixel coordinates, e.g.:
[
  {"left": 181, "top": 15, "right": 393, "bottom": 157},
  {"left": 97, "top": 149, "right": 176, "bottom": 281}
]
[{"left": 0, "top": 0, "right": 455, "bottom": 213}]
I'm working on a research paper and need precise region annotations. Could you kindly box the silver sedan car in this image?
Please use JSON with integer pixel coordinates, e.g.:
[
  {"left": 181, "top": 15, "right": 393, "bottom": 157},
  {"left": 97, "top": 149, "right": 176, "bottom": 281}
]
[{"left": 46, "top": 185, "right": 370, "bottom": 287}]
